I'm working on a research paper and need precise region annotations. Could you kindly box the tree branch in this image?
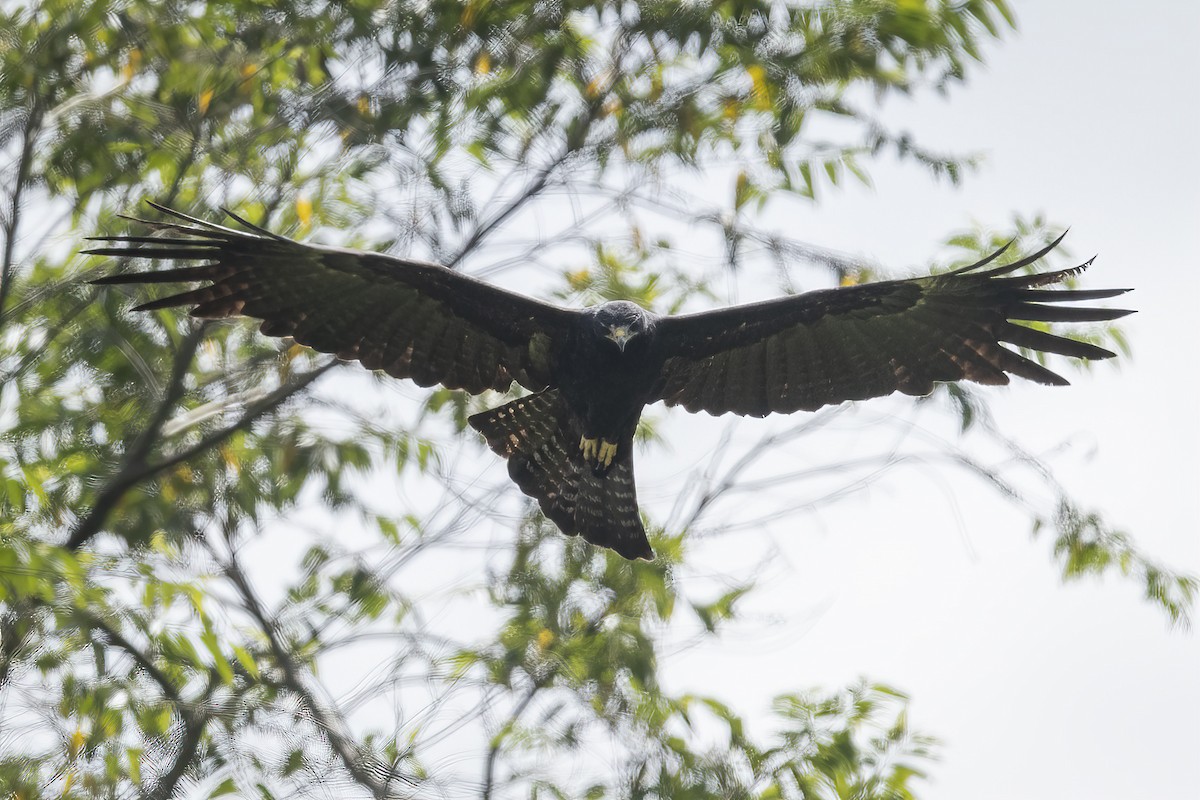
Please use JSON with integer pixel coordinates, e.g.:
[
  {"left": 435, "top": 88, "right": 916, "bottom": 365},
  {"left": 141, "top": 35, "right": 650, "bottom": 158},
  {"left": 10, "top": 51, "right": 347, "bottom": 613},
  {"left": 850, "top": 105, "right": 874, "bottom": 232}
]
[
  {"left": 65, "top": 325, "right": 207, "bottom": 550},
  {"left": 481, "top": 679, "right": 544, "bottom": 800},
  {"left": 84, "top": 612, "right": 216, "bottom": 800},
  {"left": 85, "top": 613, "right": 181, "bottom": 704},
  {"left": 2, "top": 328, "right": 203, "bottom": 684},
  {"left": 143, "top": 681, "right": 214, "bottom": 800},
  {"left": 445, "top": 152, "right": 570, "bottom": 269},
  {"left": 219, "top": 544, "right": 417, "bottom": 799},
  {"left": 0, "top": 291, "right": 94, "bottom": 385},
  {"left": 66, "top": 351, "right": 335, "bottom": 551},
  {"left": 0, "top": 101, "right": 42, "bottom": 327},
  {"left": 137, "top": 359, "right": 336, "bottom": 481}
]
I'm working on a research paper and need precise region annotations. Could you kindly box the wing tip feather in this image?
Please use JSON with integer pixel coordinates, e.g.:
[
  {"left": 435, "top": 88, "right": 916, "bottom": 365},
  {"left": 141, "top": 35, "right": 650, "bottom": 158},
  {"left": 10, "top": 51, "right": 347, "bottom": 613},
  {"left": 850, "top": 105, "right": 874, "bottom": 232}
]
[{"left": 131, "top": 297, "right": 175, "bottom": 312}]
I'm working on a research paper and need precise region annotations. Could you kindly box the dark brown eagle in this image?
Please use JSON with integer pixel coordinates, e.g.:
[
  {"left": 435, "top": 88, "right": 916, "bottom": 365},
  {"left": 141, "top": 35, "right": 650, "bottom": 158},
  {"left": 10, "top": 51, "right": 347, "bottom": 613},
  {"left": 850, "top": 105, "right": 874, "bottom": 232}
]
[{"left": 87, "top": 205, "right": 1132, "bottom": 560}]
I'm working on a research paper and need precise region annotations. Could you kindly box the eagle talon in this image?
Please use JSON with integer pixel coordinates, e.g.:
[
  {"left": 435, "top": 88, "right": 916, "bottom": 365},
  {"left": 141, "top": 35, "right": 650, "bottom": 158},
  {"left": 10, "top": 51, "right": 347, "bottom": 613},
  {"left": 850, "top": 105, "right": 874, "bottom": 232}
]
[
  {"left": 598, "top": 440, "right": 618, "bottom": 468},
  {"left": 580, "top": 435, "right": 598, "bottom": 461},
  {"left": 579, "top": 435, "right": 618, "bottom": 467}
]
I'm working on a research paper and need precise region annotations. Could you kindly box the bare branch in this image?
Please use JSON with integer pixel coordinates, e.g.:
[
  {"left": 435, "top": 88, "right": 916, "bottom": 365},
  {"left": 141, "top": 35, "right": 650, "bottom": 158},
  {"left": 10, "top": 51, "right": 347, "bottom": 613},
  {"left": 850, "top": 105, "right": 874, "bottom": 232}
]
[
  {"left": 446, "top": 151, "right": 570, "bottom": 269},
  {"left": 139, "top": 359, "right": 337, "bottom": 480},
  {"left": 219, "top": 542, "right": 419, "bottom": 799},
  {"left": 482, "top": 679, "right": 544, "bottom": 800}
]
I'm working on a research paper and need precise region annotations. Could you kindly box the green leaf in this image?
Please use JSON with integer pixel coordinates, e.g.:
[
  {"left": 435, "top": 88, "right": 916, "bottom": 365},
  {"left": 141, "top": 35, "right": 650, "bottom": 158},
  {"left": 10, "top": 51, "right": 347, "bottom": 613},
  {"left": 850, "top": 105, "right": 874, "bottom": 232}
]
[{"left": 209, "top": 778, "right": 239, "bottom": 798}]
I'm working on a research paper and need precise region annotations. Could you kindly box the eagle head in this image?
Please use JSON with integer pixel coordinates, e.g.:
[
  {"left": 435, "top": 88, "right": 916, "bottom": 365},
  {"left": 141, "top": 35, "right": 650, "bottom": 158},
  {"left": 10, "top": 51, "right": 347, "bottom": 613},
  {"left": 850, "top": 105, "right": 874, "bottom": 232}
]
[{"left": 593, "top": 301, "right": 651, "bottom": 353}]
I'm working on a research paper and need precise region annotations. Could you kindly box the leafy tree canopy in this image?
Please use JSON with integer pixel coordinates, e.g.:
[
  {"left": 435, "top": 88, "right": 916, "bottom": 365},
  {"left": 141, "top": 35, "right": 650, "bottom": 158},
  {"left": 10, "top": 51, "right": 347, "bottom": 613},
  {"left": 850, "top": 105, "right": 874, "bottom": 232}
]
[{"left": 0, "top": 0, "right": 1190, "bottom": 797}]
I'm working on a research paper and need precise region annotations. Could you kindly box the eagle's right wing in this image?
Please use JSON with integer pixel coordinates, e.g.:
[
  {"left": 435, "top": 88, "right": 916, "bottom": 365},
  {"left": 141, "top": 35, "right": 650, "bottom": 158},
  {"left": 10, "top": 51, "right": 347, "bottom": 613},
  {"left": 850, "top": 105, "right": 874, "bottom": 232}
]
[
  {"left": 87, "top": 205, "right": 574, "bottom": 394},
  {"left": 650, "top": 236, "right": 1133, "bottom": 417}
]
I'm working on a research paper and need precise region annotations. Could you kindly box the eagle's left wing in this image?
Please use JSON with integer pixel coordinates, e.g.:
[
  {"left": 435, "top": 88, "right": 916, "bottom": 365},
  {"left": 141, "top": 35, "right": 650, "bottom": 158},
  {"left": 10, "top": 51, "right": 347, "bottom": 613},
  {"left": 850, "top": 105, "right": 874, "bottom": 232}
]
[
  {"left": 650, "top": 236, "right": 1132, "bottom": 417},
  {"left": 87, "top": 205, "right": 575, "bottom": 394}
]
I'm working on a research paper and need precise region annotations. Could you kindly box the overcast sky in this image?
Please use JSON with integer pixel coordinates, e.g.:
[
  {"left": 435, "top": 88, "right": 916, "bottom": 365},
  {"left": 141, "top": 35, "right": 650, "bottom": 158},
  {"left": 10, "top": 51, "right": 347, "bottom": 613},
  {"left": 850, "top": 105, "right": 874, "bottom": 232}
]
[{"left": 660, "top": 2, "right": 1199, "bottom": 798}]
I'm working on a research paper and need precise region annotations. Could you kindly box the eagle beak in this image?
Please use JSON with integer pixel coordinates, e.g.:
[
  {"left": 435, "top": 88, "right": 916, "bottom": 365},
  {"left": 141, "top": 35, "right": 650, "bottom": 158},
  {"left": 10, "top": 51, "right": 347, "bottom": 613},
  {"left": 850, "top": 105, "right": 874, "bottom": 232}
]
[{"left": 607, "top": 326, "right": 634, "bottom": 352}]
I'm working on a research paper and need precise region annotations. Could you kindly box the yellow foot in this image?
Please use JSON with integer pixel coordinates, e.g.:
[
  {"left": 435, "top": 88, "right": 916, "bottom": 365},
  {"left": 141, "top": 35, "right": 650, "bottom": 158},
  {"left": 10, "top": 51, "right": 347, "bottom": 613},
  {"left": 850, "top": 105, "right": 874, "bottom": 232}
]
[
  {"left": 598, "top": 439, "right": 618, "bottom": 468},
  {"left": 580, "top": 435, "right": 598, "bottom": 461},
  {"left": 579, "top": 436, "right": 618, "bottom": 468}
]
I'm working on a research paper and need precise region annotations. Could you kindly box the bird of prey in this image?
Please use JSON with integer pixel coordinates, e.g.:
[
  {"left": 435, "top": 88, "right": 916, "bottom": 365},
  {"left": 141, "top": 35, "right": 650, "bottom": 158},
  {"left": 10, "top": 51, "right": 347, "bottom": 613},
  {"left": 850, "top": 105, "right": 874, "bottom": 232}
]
[{"left": 87, "top": 205, "right": 1132, "bottom": 560}]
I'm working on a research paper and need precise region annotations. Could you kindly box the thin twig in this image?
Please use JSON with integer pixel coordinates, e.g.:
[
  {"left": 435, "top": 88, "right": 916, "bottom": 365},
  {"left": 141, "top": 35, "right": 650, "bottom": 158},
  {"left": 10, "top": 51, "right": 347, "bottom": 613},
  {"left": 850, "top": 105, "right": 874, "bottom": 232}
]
[
  {"left": 139, "top": 359, "right": 336, "bottom": 480},
  {"left": 446, "top": 152, "right": 570, "bottom": 269},
  {"left": 220, "top": 543, "right": 417, "bottom": 799},
  {"left": 481, "top": 679, "right": 545, "bottom": 800}
]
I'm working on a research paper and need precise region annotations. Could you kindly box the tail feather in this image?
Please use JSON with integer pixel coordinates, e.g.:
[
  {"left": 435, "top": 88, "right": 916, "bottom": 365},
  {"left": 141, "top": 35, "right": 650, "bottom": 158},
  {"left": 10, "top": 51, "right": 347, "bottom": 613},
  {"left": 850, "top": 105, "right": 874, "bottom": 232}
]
[{"left": 469, "top": 391, "right": 653, "bottom": 560}]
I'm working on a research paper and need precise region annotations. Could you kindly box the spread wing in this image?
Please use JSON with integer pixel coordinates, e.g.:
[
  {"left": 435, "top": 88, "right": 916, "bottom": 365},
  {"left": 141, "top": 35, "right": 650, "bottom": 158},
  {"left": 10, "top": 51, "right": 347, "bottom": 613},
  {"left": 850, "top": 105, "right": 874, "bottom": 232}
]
[
  {"left": 650, "top": 235, "right": 1133, "bottom": 417},
  {"left": 87, "top": 204, "right": 574, "bottom": 394}
]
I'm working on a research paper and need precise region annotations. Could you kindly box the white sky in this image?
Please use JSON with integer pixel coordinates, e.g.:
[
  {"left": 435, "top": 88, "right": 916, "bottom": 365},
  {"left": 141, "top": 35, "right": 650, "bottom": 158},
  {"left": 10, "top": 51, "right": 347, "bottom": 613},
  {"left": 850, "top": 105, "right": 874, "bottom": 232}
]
[{"left": 659, "top": 2, "right": 1200, "bottom": 798}]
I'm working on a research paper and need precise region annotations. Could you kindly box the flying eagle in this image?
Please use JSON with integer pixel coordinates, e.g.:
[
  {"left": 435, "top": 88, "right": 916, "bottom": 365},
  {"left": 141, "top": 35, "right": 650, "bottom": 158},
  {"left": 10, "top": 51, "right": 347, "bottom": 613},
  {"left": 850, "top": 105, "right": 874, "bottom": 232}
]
[{"left": 87, "top": 205, "right": 1132, "bottom": 560}]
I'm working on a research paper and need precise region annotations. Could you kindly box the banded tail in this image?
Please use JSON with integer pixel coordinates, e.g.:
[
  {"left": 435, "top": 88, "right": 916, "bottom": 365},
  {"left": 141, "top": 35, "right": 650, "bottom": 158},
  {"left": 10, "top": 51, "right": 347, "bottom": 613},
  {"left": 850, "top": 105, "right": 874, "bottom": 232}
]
[{"left": 469, "top": 390, "right": 652, "bottom": 560}]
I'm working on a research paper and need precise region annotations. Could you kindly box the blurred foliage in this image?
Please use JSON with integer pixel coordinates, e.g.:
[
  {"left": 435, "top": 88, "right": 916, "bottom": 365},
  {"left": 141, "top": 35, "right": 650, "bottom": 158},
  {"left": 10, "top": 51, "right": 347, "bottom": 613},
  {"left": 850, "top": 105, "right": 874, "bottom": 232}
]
[{"left": 0, "top": 0, "right": 1189, "bottom": 797}]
